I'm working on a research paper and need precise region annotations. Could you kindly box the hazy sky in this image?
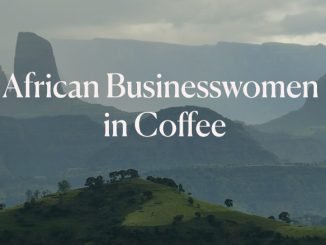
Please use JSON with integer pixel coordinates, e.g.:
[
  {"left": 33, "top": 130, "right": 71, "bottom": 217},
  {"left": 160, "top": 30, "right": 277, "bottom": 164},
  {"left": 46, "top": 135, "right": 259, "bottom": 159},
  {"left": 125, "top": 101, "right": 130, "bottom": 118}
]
[{"left": 1, "top": 0, "right": 326, "bottom": 71}]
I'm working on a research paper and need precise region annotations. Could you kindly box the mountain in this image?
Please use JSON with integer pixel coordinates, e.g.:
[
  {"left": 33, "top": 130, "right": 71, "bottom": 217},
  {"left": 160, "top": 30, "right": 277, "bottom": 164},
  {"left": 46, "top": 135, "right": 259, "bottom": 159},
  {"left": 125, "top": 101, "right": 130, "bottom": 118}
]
[
  {"left": 0, "top": 105, "right": 279, "bottom": 206},
  {"left": 257, "top": 74, "right": 326, "bottom": 140},
  {"left": 0, "top": 176, "right": 325, "bottom": 244},
  {"left": 0, "top": 66, "right": 6, "bottom": 91},
  {"left": 14, "top": 32, "right": 64, "bottom": 100},
  {"left": 147, "top": 165, "right": 326, "bottom": 217},
  {"left": 248, "top": 127, "right": 326, "bottom": 163},
  {"left": 91, "top": 106, "right": 278, "bottom": 171},
  {"left": 0, "top": 115, "right": 106, "bottom": 177},
  {"left": 0, "top": 32, "right": 136, "bottom": 124},
  {"left": 0, "top": 114, "right": 109, "bottom": 205},
  {"left": 52, "top": 39, "right": 326, "bottom": 123}
]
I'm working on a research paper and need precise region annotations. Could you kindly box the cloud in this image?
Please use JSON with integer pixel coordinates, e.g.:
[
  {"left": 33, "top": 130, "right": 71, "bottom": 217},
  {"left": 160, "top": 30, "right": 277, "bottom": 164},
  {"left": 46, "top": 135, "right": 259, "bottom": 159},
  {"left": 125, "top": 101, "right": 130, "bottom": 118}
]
[
  {"left": 281, "top": 10, "right": 326, "bottom": 35},
  {"left": 1, "top": 0, "right": 326, "bottom": 47},
  {"left": 1, "top": 0, "right": 326, "bottom": 73}
]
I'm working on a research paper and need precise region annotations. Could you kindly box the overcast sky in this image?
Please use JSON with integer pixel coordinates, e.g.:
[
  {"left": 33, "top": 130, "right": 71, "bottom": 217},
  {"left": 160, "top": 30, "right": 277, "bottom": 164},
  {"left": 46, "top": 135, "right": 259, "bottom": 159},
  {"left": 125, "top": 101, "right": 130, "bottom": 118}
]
[{"left": 1, "top": 0, "right": 326, "bottom": 71}]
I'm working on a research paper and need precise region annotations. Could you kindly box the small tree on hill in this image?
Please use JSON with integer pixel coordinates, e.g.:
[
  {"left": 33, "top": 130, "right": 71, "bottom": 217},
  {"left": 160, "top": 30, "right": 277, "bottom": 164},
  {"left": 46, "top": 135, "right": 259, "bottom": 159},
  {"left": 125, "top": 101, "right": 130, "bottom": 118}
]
[
  {"left": 0, "top": 203, "right": 5, "bottom": 210},
  {"left": 279, "top": 212, "right": 291, "bottom": 223},
  {"left": 109, "top": 169, "right": 139, "bottom": 183},
  {"left": 85, "top": 176, "right": 104, "bottom": 190},
  {"left": 25, "top": 189, "right": 33, "bottom": 202},
  {"left": 42, "top": 190, "right": 50, "bottom": 197},
  {"left": 224, "top": 199, "right": 233, "bottom": 208},
  {"left": 58, "top": 180, "right": 71, "bottom": 194},
  {"left": 33, "top": 190, "right": 40, "bottom": 199},
  {"left": 126, "top": 169, "right": 139, "bottom": 178},
  {"left": 188, "top": 197, "right": 194, "bottom": 206}
]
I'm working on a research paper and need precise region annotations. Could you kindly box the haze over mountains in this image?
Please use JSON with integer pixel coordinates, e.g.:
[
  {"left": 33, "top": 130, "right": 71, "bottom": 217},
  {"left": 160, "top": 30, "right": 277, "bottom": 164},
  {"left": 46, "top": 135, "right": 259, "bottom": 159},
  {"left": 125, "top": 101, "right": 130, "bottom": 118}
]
[
  {"left": 90, "top": 106, "right": 278, "bottom": 171},
  {"left": 91, "top": 106, "right": 278, "bottom": 170},
  {"left": 51, "top": 39, "right": 326, "bottom": 123},
  {"left": 1, "top": 32, "right": 326, "bottom": 220},
  {"left": 0, "top": 32, "right": 283, "bottom": 205}
]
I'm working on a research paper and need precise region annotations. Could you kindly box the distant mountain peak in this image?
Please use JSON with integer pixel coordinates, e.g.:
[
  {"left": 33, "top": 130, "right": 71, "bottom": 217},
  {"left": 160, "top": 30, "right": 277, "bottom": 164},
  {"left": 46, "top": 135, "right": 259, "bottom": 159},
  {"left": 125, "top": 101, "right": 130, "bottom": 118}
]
[
  {"left": 257, "top": 73, "right": 326, "bottom": 137},
  {"left": 0, "top": 65, "right": 7, "bottom": 91},
  {"left": 15, "top": 32, "right": 63, "bottom": 98}
]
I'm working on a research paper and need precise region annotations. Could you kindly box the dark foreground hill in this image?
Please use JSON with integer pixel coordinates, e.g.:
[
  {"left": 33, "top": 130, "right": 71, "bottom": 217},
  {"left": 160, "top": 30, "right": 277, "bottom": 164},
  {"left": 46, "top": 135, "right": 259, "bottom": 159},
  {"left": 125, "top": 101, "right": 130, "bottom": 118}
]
[{"left": 0, "top": 177, "right": 325, "bottom": 245}]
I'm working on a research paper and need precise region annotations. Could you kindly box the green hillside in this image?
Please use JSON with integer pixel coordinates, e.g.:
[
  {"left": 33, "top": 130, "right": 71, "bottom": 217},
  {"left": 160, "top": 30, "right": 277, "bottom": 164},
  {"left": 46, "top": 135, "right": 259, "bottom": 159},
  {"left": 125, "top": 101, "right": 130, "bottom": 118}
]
[{"left": 0, "top": 176, "right": 325, "bottom": 244}]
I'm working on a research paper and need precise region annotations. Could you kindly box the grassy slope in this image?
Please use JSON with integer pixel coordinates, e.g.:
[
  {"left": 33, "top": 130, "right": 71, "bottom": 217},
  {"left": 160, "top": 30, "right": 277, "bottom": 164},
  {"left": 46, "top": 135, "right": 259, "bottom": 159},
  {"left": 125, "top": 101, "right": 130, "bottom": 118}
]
[
  {"left": 0, "top": 178, "right": 326, "bottom": 242},
  {"left": 122, "top": 179, "right": 326, "bottom": 238}
]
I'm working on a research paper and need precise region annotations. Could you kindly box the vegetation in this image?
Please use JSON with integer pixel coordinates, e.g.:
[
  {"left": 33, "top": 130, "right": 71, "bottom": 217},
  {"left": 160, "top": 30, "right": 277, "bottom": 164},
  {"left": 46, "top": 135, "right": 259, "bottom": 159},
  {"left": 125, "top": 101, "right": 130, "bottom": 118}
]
[
  {"left": 279, "top": 211, "right": 291, "bottom": 224},
  {"left": 0, "top": 170, "right": 325, "bottom": 244},
  {"left": 224, "top": 199, "right": 233, "bottom": 208},
  {"left": 0, "top": 203, "right": 5, "bottom": 210},
  {"left": 58, "top": 180, "right": 71, "bottom": 194}
]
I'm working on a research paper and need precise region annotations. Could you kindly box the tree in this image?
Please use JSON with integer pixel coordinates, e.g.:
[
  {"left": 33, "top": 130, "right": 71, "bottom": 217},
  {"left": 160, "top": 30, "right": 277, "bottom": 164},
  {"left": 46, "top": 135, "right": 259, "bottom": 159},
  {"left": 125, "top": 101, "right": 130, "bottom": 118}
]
[
  {"left": 85, "top": 177, "right": 97, "bottom": 188},
  {"left": 85, "top": 176, "right": 104, "bottom": 190},
  {"left": 25, "top": 189, "right": 33, "bottom": 202},
  {"left": 0, "top": 203, "right": 5, "bottom": 210},
  {"left": 58, "top": 180, "right": 71, "bottom": 194},
  {"left": 126, "top": 169, "right": 139, "bottom": 178},
  {"left": 42, "top": 190, "right": 50, "bottom": 197},
  {"left": 178, "top": 184, "right": 185, "bottom": 192},
  {"left": 279, "top": 212, "right": 291, "bottom": 223},
  {"left": 109, "top": 171, "right": 118, "bottom": 183},
  {"left": 146, "top": 176, "right": 178, "bottom": 188},
  {"left": 109, "top": 169, "right": 139, "bottom": 183},
  {"left": 95, "top": 175, "right": 104, "bottom": 188},
  {"left": 224, "top": 199, "right": 233, "bottom": 208},
  {"left": 268, "top": 216, "right": 276, "bottom": 220},
  {"left": 188, "top": 197, "right": 194, "bottom": 206},
  {"left": 33, "top": 189, "right": 40, "bottom": 199}
]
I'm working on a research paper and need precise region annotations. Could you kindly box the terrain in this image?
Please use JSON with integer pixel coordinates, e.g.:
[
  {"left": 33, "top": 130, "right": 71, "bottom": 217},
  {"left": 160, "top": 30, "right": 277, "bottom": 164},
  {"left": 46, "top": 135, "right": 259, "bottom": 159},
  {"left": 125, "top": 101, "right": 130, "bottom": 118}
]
[
  {"left": 91, "top": 106, "right": 278, "bottom": 170},
  {"left": 1, "top": 31, "right": 326, "bottom": 227},
  {"left": 0, "top": 32, "right": 136, "bottom": 124},
  {"left": 52, "top": 39, "right": 326, "bottom": 123},
  {"left": 146, "top": 165, "right": 326, "bottom": 217},
  {"left": 258, "top": 74, "right": 326, "bottom": 140},
  {"left": 0, "top": 176, "right": 325, "bottom": 245}
]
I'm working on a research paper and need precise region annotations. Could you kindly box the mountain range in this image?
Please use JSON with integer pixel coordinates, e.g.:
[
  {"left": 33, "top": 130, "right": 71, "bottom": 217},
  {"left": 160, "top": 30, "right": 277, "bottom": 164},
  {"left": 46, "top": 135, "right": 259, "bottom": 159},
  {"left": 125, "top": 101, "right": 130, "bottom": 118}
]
[
  {"left": 0, "top": 33, "right": 283, "bottom": 206},
  {"left": 1, "top": 32, "right": 326, "bottom": 220},
  {"left": 51, "top": 39, "right": 326, "bottom": 124},
  {"left": 91, "top": 106, "right": 278, "bottom": 171}
]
